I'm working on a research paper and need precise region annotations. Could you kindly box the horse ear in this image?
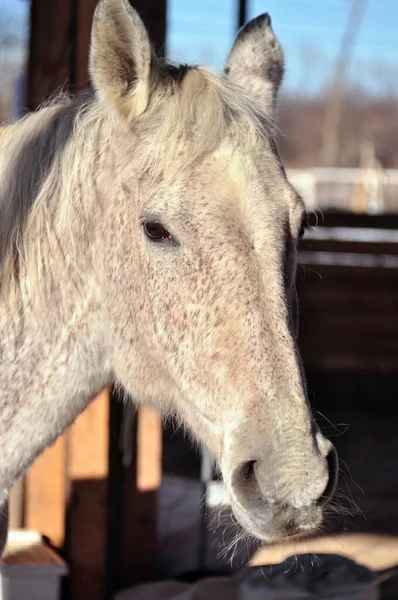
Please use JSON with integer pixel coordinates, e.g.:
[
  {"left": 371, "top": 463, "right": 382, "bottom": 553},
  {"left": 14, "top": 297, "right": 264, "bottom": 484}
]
[
  {"left": 225, "top": 14, "right": 284, "bottom": 114},
  {"left": 89, "top": 0, "right": 155, "bottom": 121}
]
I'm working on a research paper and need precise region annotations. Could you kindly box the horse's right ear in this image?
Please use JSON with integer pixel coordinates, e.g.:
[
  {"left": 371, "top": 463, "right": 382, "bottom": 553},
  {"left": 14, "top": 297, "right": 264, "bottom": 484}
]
[
  {"left": 225, "top": 14, "right": 284, "bottom": 116},
  {"left": 89, "top": 0, "right": 155, "bottom": 121}
]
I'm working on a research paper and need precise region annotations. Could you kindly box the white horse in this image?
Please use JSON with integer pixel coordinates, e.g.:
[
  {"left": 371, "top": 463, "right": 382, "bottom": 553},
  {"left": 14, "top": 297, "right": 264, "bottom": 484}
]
[{"left": 0, "top": 0, "right": 337, "bottom": 552}]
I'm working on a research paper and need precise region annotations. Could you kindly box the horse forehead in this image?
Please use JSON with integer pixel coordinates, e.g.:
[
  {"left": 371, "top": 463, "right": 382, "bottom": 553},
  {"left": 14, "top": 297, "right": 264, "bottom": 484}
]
[
  {"left": 162, "top": 139, "right": 293, "bottom": 223},
  {"left": 196, "top": 153, "right": 293, "bottom": 220},
  {"left": 192, "top": 142, "right": 280, "bottom": 188}
]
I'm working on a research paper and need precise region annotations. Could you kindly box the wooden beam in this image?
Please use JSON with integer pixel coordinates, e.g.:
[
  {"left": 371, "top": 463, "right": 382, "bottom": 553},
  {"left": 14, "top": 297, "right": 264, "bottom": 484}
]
[
  {"left": 130, "top": 0, "right": 167, "bottom": 55},
  {"left": 27, "top": 0, "right": 74, "bottom": 110},
  {"left": 75, "top": 0, "right": 98, "bottom": 92},
  {"left": 66, "top": 389, "right": 110, "bottom": 600},
  {"left": 25, "top": 436, "right": 66, "bottom": 548},
  {"left": 238, "top": 0, "right": 247, "bottom": 29},
  {"left": 118, "top": 406, "right": 162, "bottom": 589},
  {"left": 137, "top": 406, "right": 162, "bottom": 493},
  {"left": 105, "top": 397, "right": 163, "bottom": 597},
  {"left": 27, "top": 0, "right": 96, "bottom": 105},
  {"left": 28, "top": 0, "right": 167, "bottom": 111}
]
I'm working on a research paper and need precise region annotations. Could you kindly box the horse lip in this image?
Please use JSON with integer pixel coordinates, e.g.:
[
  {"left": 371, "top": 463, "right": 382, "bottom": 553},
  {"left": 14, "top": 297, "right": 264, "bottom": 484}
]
[{"left": 229, "top": 499, "right": 323, "bottom": 542}]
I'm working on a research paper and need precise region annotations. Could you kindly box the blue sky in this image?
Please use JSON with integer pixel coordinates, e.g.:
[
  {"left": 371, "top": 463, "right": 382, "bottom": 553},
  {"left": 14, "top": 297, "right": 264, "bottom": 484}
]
[
  {"left": 1, "top": 0, "right": 28, "bottom": 30},
  {"left": 1, "top": 0, "right": 397, "bottom": 96},
  {"left": 167, "top": 0, "right": 398, "bottom": 95}
]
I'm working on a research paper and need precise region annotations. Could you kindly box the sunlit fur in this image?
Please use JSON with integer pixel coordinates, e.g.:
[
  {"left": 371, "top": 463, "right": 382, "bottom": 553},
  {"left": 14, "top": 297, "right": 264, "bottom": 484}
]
[{"left": 0, "top": 70, "right": 274, "bottom": 314}]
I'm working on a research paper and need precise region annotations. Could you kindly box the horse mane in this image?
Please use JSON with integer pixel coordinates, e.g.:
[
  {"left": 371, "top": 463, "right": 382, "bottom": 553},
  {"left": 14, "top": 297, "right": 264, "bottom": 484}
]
[
  {"left": 0, "top": 65, "right": 273, "bottom": 310},
  {"left": 139, "top": 64, "right": 274, "bottom": 169},
  {"left": 0, "top": 94, "right": 89, "bottom": 308}
]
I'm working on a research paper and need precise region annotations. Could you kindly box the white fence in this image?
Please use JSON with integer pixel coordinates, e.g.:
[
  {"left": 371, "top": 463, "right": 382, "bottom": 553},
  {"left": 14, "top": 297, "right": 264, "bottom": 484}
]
[{"left": 287, "top": 167, "right": 398, "bottom": 214}]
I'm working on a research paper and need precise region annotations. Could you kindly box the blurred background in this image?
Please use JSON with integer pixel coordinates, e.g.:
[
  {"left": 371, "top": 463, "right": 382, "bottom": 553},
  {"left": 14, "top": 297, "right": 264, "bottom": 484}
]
[
  {"left": 2, "top": 0, "right": 398, "bottom": 210},
  {"left": 2, "top": 0, "right": 398, "bottom": 177},
  {"left": 1, "top": 1, "right": 398, "bottom": 600}
]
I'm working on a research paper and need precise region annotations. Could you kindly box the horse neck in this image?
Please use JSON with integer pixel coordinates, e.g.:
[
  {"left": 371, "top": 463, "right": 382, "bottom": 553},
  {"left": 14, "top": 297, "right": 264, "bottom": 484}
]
[
  {"left": 0, "top": 269, "right": 111, "bottom": 509},
  {"left": 0, "top": 100, "right": 114, "bottom": 502}
]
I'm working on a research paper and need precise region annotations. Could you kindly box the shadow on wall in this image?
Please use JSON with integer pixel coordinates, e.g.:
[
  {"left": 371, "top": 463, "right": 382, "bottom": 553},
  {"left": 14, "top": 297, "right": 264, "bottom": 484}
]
[
  {"left": 63, "top": 477, "right": 158, "bottom": 600},
  {"left": 306, "top": 371, "right": 398, "bottom": 536}
]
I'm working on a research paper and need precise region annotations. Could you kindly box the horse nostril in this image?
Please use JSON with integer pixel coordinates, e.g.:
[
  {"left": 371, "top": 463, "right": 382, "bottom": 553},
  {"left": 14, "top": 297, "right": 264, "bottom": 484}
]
[
  {"left": 319, "top": 445, "right": 339, "bottom": 507},
  {"left": 241, "top": 460, "right": 257, "bottom": 482},
  {"left": 232, "top": 459, "right": 261, "bottom": 505}
]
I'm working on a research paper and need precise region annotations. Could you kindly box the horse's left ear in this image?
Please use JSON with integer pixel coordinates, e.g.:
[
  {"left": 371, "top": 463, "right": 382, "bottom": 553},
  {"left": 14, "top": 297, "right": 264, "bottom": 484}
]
[
  {"left": 225, "top": 14, "right": 284, "bottom": 114},
  {"left": 89, "top": 0, "right": 155, "bottom": 121}
]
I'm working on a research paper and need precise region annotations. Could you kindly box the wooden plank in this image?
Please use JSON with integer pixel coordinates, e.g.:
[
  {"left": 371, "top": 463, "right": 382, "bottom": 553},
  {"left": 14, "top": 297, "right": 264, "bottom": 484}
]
[
  {"left": 298, "top": 286, "right": 398, "bottom": 306},
  {"left": 66, "top": 389, "right": 110, "bottom": 600},
  {"left": 298, "top": 265, "right": 398, "bottom": 287},
  {"left": 301, "top": 354, "right": 398, "bottom": 373},
  {"left": 297, "top": 241, "right": 398, "bottom": 371},
  {"left": 307, "top": 211, "right": 398, "bottom": 230},
  {"left": 25, "top": 436, "right": 66, "bottom": 548},
  {"left": 301, "top": 239, "right": 398, "bottom": 255}
]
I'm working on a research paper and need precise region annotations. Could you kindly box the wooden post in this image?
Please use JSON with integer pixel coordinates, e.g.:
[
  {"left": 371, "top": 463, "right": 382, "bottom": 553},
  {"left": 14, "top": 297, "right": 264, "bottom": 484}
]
[
  {"left": 130, "top": 0, "right": 167, "bottom": 55},
  {"left": 66, "top": 389, "right": 110, "bottom": 600},
  {"left": 119, "top": 405, "right": 162, "bottom": 589},
  {"left": 25, "top": 437, "right": 67, "bottom": 548},
  {"left": 238, "top": 0, "right": 247, "bottom": 29},
  {"left": 105, "top": 395, "right": 163, "bottom": 598},
  {"left": 75, "top": 0, "right": 98, "bottom": 92},
  {"left": 28, "top": 0, "right": 167, "bottom": 110},
  {"left": 27, "top": 0, "right": 97, "bottom": 107},
  {"left": 27, "top": 0, "right": 74, "bottom": 110}
]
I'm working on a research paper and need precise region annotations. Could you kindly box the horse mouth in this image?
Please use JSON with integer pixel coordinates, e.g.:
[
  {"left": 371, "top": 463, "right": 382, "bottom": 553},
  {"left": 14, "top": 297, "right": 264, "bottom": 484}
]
[{"left": 230, "top": 501, "right": 323, "bottom": 543}]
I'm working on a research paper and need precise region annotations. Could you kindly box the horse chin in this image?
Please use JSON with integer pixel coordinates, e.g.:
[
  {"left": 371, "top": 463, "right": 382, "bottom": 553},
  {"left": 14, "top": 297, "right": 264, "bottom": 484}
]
[{"left": 230, "top": 501, "right": 323, "bottom": 543}]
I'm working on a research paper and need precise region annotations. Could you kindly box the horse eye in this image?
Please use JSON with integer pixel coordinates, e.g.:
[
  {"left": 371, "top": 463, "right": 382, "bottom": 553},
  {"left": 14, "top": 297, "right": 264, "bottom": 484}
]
[{"left": 143, "top": 220, "right": 173, "bottom": 243}]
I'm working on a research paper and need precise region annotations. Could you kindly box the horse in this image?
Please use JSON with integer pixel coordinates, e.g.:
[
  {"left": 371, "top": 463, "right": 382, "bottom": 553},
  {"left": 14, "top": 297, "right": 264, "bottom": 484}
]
[{"left": 0, "top": 0, "right": 337, "bottom": 554}]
